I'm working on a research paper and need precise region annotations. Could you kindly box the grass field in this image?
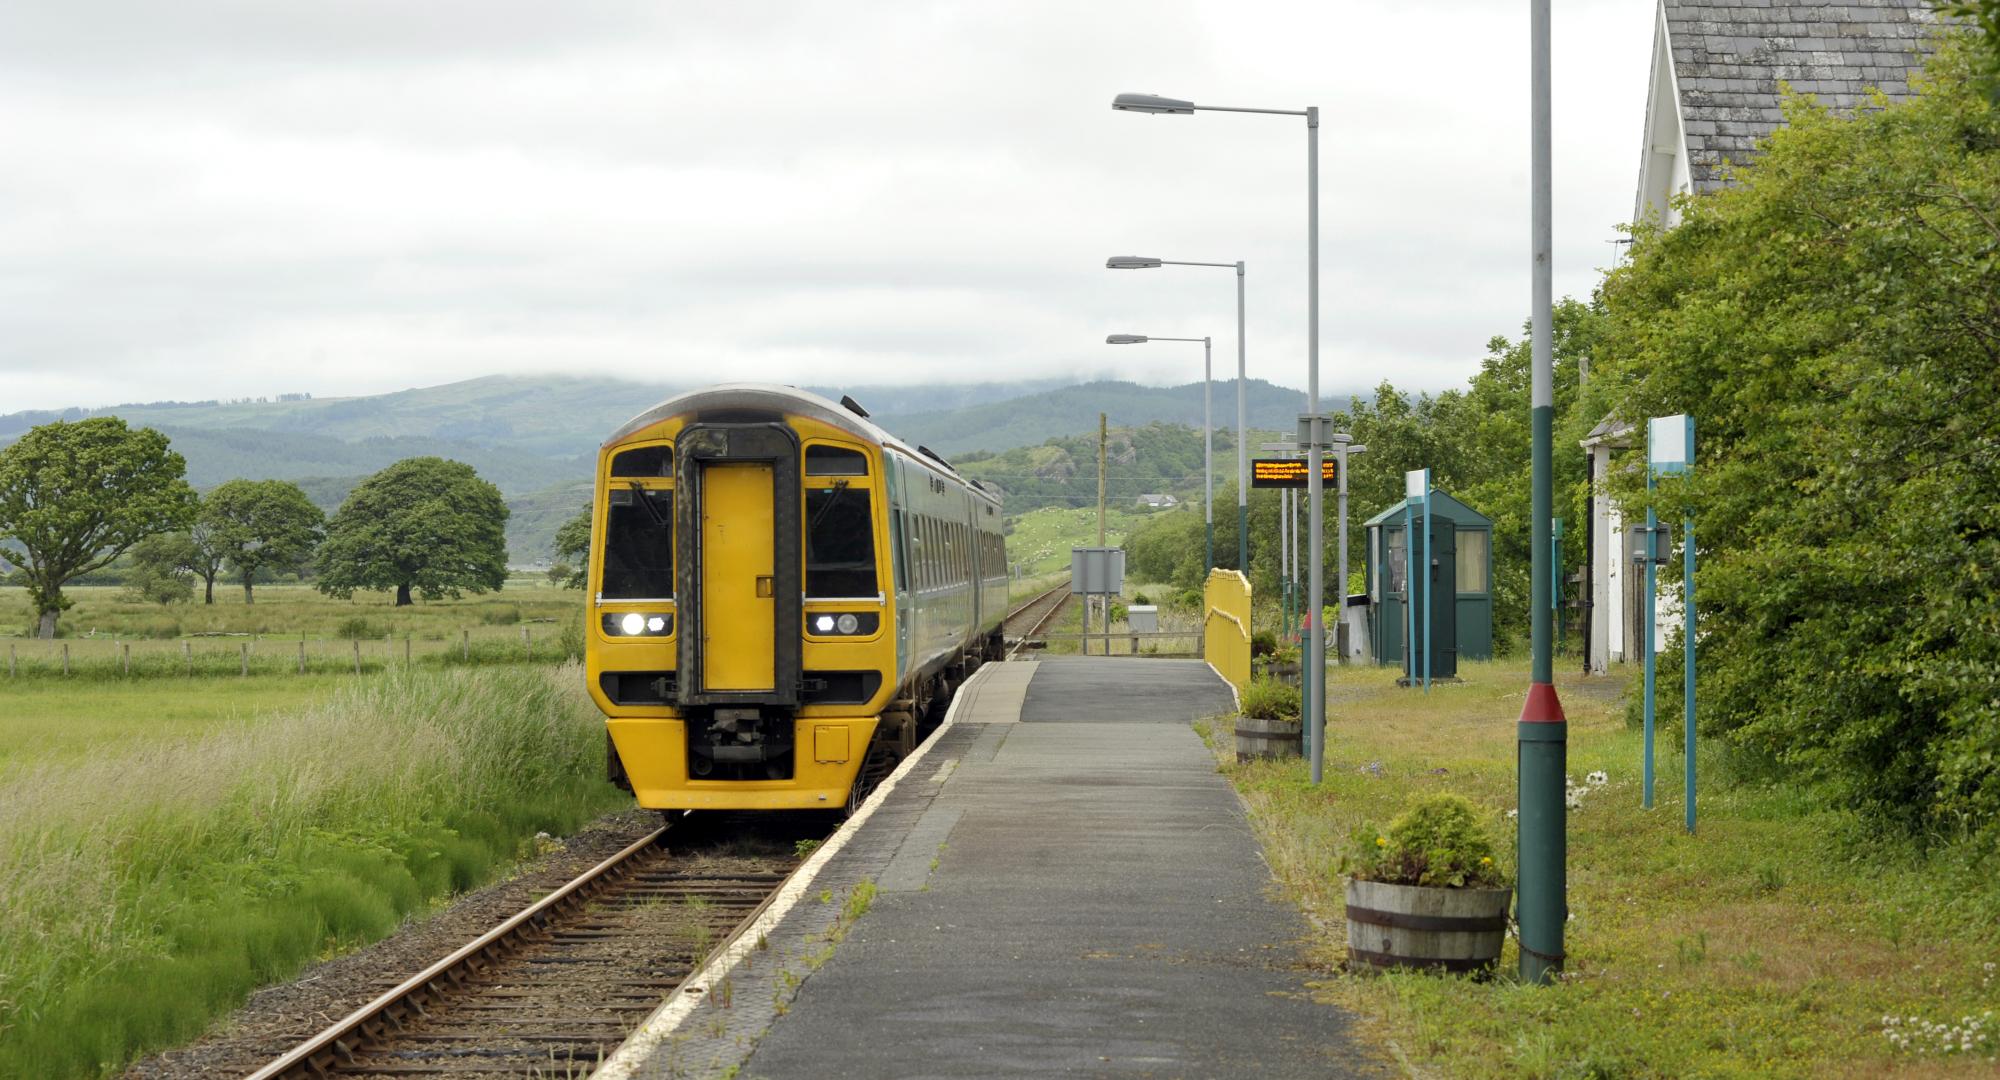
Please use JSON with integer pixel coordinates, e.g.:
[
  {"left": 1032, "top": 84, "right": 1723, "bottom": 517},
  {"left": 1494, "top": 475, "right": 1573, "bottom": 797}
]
[
  {"left": 0, "top": 584, "right": 585, "bottom": 681},
  {"left": 1003, "top": 505, "right": 1153, "bottom": 577},
  {"left": 0, "top": 663, "right": 628, "bottom": 1079},
  {"left": 1201, "top": 659, "right": 2000, "bottom": 1077}
]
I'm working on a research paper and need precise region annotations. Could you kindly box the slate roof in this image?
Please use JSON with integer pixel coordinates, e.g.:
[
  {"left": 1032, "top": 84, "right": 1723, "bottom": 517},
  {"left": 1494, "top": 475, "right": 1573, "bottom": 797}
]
[{"left": 1665, "top": 1, "right": 1941, "bottom": 191}]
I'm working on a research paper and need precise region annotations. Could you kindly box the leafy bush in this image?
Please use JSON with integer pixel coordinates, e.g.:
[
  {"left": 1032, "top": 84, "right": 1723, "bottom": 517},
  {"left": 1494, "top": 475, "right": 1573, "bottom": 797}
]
[
  {"left": 1595, "top": 40, "right": 2000, "bottom": 850},
  {"left": 1345, "top": 794, "right": 1506, "bottom": 889},
  {"left": 1240, "top": 678, "right": 1301, "bottom": 723},
  {"left": 335, "top": 616, "right": 382, "bottom": 641},
  {"left": 1251, "top": 629, "right": 1278, "bottom": 657}
]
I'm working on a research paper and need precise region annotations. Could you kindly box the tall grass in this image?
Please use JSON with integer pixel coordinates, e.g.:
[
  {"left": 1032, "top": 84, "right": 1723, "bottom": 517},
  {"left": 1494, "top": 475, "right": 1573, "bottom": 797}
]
[{"left": 0, "top": 663, "right": 627, "bottom": 1078}]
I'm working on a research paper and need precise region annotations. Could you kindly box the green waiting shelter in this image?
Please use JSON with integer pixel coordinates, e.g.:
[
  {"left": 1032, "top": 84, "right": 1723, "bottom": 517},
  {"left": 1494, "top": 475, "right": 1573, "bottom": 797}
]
[{"left": 1363, "top": 489, "right": 1494, "bottom": 671}]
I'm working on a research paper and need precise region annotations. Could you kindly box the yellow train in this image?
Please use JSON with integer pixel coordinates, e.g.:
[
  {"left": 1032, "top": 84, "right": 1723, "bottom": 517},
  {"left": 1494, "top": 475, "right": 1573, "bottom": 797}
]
[{"left": 585, "top": 384, "right": 1009, "bottom": 813}]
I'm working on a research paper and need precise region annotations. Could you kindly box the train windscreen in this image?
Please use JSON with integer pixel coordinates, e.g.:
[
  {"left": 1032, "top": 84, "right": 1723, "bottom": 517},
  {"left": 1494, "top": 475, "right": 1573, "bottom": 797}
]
[
  {"left": 805, "top": 486, "right": 876, "bottom": 597},
  {"left": 602, "top": 487, "right": 675, "bottom": 598}
]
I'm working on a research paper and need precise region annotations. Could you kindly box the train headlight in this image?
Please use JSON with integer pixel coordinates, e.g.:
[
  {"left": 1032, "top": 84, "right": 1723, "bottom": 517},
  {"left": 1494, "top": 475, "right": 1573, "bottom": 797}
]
[
  {"left": 806, "top": 612, "right": 879, "bottom": 636},
  {"left": 602, "top": 612, "right": 673, "bottom": 637}
]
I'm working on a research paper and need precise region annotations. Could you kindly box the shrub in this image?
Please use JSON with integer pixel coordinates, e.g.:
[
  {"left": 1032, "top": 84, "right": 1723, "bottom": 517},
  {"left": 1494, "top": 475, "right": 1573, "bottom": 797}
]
[
  {"left": 1345, "top": 794, "right": 1506, "bottom": 889},
  {"left": 1240, "top": 678, "right": 1301, "bottom": 723},
  {"left": 480, "top": 606, "right": 522, "bottom": 626},
  {"left": 335, "top": 616, "right": 381, "bottom": 641},
  {"left": 1250, "top": 630, "right": 1278, "bottom": 657}
]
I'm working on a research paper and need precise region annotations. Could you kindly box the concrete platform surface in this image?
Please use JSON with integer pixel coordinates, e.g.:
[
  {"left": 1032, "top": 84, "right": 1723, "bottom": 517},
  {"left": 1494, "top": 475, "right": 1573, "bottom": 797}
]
[{"left": 739, "top": 658, "right": 1382, "bottom": 1079}]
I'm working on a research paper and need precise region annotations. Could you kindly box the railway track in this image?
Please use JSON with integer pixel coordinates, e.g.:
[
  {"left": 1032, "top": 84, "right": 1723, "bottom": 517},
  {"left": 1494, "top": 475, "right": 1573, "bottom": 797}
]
[
  {"left": 1003, "top": 577, "right": 1073, "bottom": 658},
  {"left": 247, "top": 820, "right": 811, "bottom": 1080}
]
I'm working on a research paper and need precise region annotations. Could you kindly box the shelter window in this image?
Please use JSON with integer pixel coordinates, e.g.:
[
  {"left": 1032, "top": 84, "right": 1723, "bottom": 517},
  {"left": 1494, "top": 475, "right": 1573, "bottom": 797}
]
[
  {"left": 806, "top": 485, "right": 877, "bottom": 597},
  {"left": 610, "top": 445, "right": 672, "bottom": 478},
  {"left": 602, "top": 488, "right": 674, "bottom": 598},
  {"left": 1385, "top": 529, "right": 1407, "bottom": 594},
  {"left": 806, "top": 445, "right": 869, "bottom": 476},
  {"left": 1456, "top": 531, "right": 1489, "bottom": 593}
]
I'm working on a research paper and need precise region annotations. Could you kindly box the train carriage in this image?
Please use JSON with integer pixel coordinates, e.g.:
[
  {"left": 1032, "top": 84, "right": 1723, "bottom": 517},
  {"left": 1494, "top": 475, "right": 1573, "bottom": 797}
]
[{"left": 585, "top": 384, "right": 1008, "bottom": 813}]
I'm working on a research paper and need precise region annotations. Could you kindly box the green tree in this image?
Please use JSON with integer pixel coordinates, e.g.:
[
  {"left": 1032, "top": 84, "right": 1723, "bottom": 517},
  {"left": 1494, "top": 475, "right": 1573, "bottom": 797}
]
[
  {"left": 316, "top": 457, "right": 509, "bottom": 606},
  {"left": 1592, "top": 39, "right": 2000, "bottom": 847},
  {"left": 0, "top": 418, "right": 198, "bottom": 637},
  {"left": 185, "top": 521, "right": 227, "bottom": 604},
  {"left": 202, "top": 478, "right": 326, "bottom": 604},
  {"left": 547, "top": 504, "right": 590, "bottom": 590},
  {"left": 121, "top": 533, "right": 198, "bottom": 606}
]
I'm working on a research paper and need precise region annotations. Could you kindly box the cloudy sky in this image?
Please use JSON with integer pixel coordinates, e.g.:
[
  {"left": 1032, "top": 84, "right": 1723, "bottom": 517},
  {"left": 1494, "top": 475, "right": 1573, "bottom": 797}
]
[{"left": 1, "top": 0, "right": 1656, "bottom": 412}]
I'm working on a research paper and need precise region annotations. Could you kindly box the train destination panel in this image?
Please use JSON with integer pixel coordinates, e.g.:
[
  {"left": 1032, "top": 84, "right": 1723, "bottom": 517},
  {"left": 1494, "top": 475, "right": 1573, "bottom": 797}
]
[{"left": 1249, "top": 457, "right": 1337, "bottom": 489}]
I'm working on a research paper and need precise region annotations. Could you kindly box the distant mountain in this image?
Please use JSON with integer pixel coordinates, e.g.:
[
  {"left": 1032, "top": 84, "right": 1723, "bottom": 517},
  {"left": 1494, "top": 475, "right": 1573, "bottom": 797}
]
[
  {"left": 888, "top": 378, "right": 1338, "bottom": 457},
  {"left": 0, "top": 374, "right": 1365, "bottom": 561}
]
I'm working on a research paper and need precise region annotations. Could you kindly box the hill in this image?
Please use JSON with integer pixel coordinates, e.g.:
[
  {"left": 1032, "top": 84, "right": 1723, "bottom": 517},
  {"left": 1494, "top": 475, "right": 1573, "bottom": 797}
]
[{"left": 1, "top": 374, "right": 1361, "bottom": 561}]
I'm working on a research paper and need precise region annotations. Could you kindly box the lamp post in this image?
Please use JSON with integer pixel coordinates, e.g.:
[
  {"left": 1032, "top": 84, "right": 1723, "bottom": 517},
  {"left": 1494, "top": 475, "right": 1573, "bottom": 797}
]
[
  {"left": 1108, "top": 334, "right": 1214, "bottom": 572},
  {"left": 1108, "top": 255, "right": 1249, "bottom": 572},
  {"left": 1113, "top": 91, "right": 1322, "bottom": 783},
  {"left": 1518, "top": 0, "right": 1568, "bottom": 987}
]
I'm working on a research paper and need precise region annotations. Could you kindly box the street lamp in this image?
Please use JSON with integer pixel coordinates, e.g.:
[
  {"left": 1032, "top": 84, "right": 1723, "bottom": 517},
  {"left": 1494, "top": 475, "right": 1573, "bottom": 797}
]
[
  {"left": 1106, "top": 254, "right": 1249, "bottom": 573},
  {"left": 1113, "top": 90, "right": 1323, "bottom": 783},
  {"left": 1107, "top": 333, "right": 1214, "bottom": 572}
]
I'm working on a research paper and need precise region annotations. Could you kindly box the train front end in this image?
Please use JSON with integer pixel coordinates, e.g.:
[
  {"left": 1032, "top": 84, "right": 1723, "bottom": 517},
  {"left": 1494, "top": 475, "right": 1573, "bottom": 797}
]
[{"left": 585, "top": 386, "right": 897, "bottom": 811}]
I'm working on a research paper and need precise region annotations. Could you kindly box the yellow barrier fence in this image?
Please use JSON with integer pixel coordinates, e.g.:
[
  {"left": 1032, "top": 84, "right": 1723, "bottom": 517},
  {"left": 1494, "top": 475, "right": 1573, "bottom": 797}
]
[{"left": 1203, "top": 569, "right": 1252, "bottom": 693}]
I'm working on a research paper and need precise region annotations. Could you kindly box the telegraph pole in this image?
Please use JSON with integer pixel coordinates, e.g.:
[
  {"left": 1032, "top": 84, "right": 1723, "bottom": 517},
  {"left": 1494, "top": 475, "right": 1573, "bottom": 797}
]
[
  {"left": 1097, "top": 412, "right": 1108, "bottom": 546},
  {"left": 1518, "top": 0, "right": 1567, "bottom": 986}
]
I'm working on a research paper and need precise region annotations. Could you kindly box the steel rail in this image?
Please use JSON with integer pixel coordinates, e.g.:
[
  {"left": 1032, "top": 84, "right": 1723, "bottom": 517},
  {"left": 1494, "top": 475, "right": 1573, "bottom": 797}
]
[
  {"left": 1005, "top": 578, "right": 1073, "bottom": 657},
  {"left": 245, "top": 824, "right": 670, "bottom": 1080}
]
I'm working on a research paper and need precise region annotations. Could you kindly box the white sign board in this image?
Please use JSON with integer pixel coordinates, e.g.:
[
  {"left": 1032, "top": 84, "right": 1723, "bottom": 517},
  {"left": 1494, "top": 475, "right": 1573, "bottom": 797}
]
[
  {"left": 1070, "top": 547, "right": 1125, "bottom": 595},
  {"left": 1405, "top": 468, "right": 1430, "bottom": 500},
  {"left": 1648, "top": 414, "right": 1693, "bottom": 474}
]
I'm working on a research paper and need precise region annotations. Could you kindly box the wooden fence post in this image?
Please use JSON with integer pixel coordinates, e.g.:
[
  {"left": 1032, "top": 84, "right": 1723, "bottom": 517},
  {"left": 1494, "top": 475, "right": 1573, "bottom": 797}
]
[
  {"left": 462, "top": 628, "right": 469, "bottom": 662},
  {"left": 184, "top": 639, "right": 192, "bottom": 676},
  {"left": 62, "top": 643, "right": 69, "bottom": 676},
  {"left": 240, "top": 642, "right": 248, "bottom": 677},
  {"left": 123, "top": 642, "right": 131, "bottom": 677},
  {"left": 353, "top": 639, "right": 361, "bottom": 675},
  {"left": 404, "top": 635, "right": 411, "bottom": 666},
  {"left": 7, "top": 643, "right": 14, "bottom": 678},
  {"left": 298, "top": 639, "right": 306, "bottom": 675},
  {"left": 522, "top": 626, "right": 531, "bottom": 663}
]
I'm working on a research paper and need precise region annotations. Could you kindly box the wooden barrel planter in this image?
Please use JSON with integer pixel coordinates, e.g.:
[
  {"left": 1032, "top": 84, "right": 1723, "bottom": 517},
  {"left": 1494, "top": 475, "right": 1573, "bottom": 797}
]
[
  {"left": 1262, "top": 661, "right": 1302, "bottom": 688},
  {"left": 1344, "top": 879, "right": 1511, "bottom": 975},
  {"left": 1233, "top": 714, "right": 1301, "bottom": 762}
]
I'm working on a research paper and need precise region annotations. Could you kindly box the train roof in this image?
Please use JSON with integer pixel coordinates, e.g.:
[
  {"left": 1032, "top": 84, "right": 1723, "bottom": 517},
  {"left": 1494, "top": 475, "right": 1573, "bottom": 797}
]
[{"left": 606, "top": 384, "right": 1000, "bottom": 507}]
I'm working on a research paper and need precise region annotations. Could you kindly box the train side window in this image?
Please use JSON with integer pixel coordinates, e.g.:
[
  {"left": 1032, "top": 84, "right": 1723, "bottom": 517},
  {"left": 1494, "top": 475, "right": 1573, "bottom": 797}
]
[
  {"left": 601, "top": 488, "right": 674, "bottom": 598},
  {"left": 890, "top": 509, "right": 908, "bottom": 592},
  {"left": 806, "top": 445, "right": 869, "bottom": 476},
  {"left": 610, "top": 445, "right": 672, "bottom": 478},
  {"left": 805, "top": 485, "right": 876, "bottom": 597}
]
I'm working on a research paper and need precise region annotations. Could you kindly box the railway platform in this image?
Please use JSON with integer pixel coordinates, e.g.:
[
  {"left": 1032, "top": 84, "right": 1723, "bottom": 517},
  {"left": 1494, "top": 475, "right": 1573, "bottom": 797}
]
[{"left": 600, "top": 657, "right": 1383, "bottom": 1079}]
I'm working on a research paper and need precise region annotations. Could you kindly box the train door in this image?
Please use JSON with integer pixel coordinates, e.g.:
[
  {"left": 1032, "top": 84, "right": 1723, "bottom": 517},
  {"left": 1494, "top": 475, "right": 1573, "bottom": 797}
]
[{"left": 700, "top": 462, "right": 777, "bottom": 691}]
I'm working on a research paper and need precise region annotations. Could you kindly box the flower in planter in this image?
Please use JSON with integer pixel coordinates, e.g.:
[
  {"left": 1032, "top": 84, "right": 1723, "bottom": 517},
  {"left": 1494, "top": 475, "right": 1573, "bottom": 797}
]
[{"left": 1344, "top": 793, "right": 1508, "bottom": 890}]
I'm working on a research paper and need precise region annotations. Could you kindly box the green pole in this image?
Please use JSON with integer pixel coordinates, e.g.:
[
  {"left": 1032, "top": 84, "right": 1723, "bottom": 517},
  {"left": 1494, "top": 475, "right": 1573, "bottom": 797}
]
[{"left": 1519, "top": 0, "right": 1567, "bottom": 986}]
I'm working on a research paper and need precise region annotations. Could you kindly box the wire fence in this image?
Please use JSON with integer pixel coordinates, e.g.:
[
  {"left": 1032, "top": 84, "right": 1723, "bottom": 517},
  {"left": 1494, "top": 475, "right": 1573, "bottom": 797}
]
[{"left": 2, "top": 625, "right": 576, "bottom": 681}]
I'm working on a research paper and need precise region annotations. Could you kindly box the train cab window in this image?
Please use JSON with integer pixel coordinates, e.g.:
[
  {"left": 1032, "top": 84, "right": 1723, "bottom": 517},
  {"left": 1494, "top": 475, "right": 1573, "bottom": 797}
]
[
  {"left": 806, "top": 485, "right": 877, "bottom": 597},
  {"left": 806, "top": 445, "right": 868, "bottom": 476},
  {"left": 602, "top": 487, "right": 674, "bottom": 598},
  {"left": 610, "top": 445, "right": 672, "bottom": 478}
]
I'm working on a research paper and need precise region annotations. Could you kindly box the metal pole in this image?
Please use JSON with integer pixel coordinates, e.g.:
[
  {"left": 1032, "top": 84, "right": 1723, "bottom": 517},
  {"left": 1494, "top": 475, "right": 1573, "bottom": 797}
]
[
  {"left": 1644, "top": 485, "right": 1658, "bottom": 809},
  {"left": 1684, "top": 509, "right": 1696, "bottom": 834},
  {"left": 1205, "top": 341, "right": 1215, "bottom": 571},
  {"left": 1404, "top": 497, "right": 1414, "bottom": 685},
  {"left": 1236, "top": 263, "right": 1249, "bottom": 573},
  {"left": 1423, "top": 473, "right": 1432, "bottom": 691},
  {"left": 1304, "top": 106, "right": 1326, "bottom": 790},
  {"left": 1280, "top": 484, "right": 1291, "bottom": 644},
  {"left": 1335, "top": 440, "right": 1349, "bottom": 665},
  {"left": 1518, "top": 0, "right": 1567, "bottom": 986}
]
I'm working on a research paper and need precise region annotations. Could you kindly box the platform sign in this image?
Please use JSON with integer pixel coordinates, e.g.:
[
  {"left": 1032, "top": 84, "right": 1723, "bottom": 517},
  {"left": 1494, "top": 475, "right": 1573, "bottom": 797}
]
[
  {"left": 1070, "top": 547, "right": 1124, "bottom": 595},
  {"left": 1250, "top": 457, "right": 1336, "bottom": 489}
]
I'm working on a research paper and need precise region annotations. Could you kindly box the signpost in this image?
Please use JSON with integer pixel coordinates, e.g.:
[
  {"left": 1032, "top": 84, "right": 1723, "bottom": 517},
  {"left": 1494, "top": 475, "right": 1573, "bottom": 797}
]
[
  {"left": 1647, "top": 414, "right": 1696, "bottom": 833},
  {"left": 1404, "top": 469, "right": 1431, "bottom": 691}
]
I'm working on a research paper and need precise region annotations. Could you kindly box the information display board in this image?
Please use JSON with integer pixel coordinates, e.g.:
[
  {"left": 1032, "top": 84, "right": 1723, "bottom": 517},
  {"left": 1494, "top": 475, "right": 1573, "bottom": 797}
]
[{"left": 1250, "top": 457, "right": 1337, "bottom": 489}]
